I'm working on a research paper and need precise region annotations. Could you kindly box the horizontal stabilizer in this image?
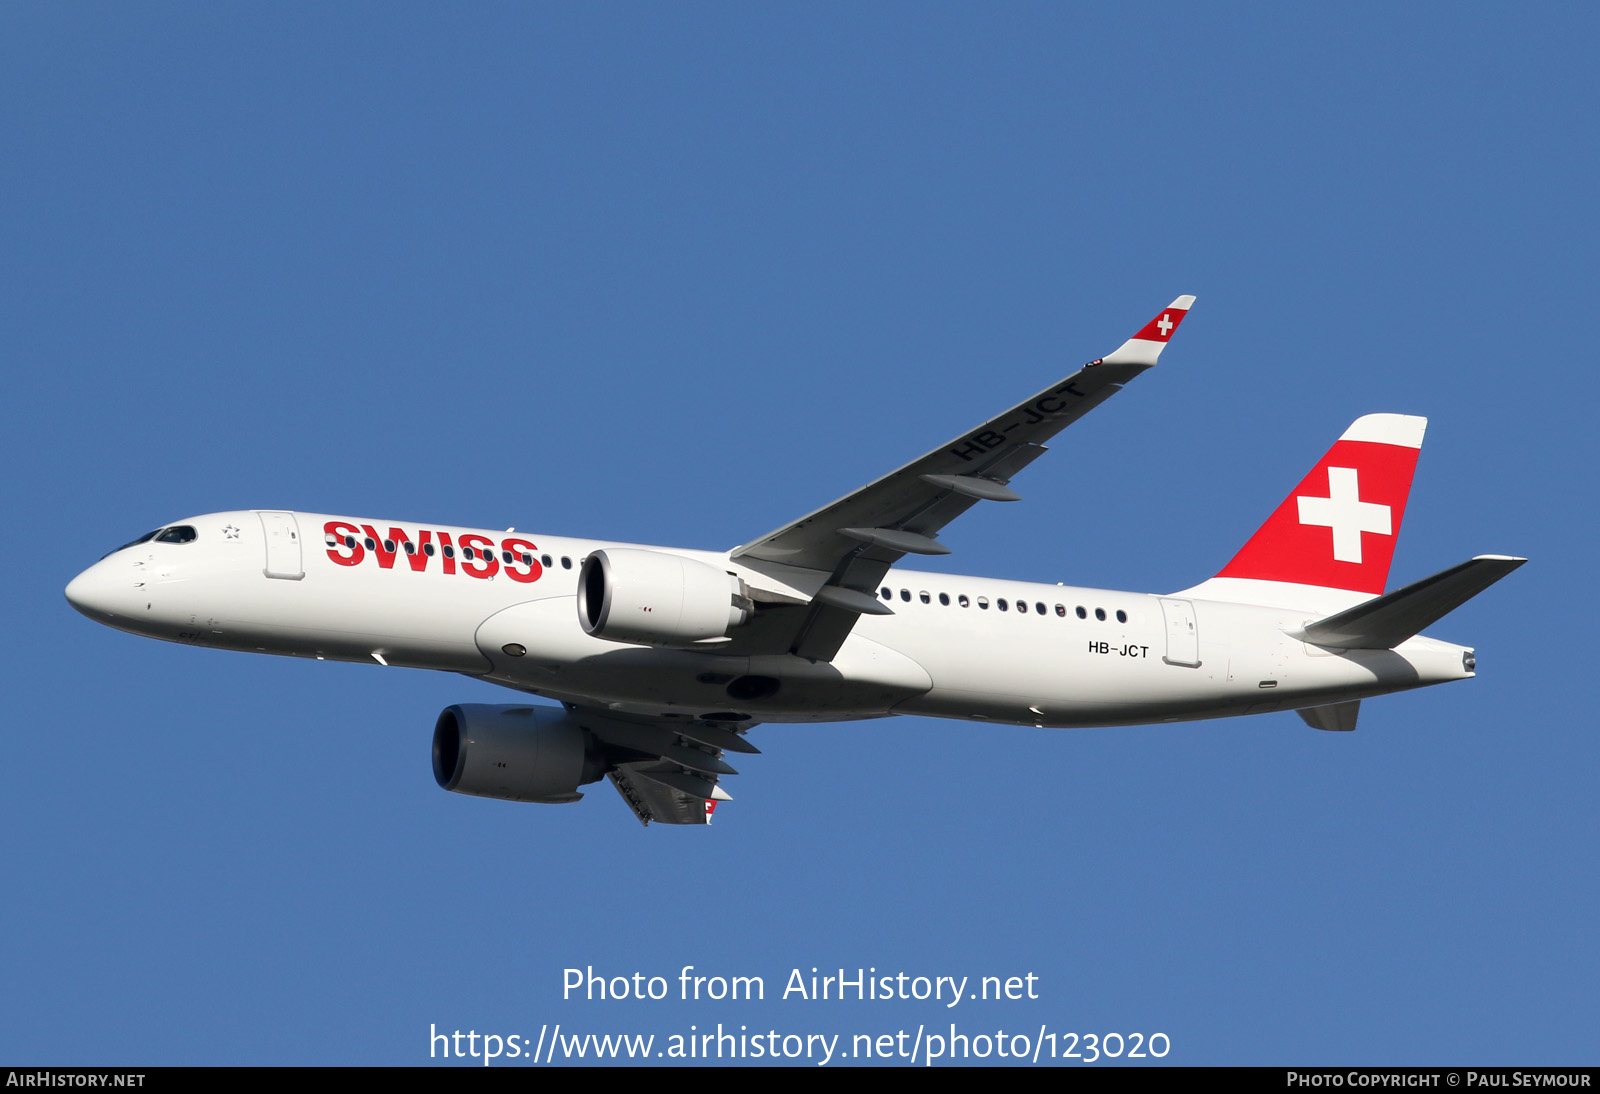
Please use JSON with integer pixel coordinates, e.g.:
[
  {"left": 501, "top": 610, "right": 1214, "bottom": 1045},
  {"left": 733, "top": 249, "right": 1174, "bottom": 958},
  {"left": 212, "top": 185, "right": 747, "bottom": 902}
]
[
  {"left": 1297, "top": 700, "right": 1361, "bottom": 732},
  {"left": 1292, "top": 555, "right": 1526, "bottom": 649}
]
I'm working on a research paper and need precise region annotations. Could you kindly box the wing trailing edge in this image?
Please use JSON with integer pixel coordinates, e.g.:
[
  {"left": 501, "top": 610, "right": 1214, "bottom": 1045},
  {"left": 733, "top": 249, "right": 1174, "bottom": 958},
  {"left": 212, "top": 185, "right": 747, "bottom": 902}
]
[{"left": 563, "top": 706, "right": 756, "bottom": 826}]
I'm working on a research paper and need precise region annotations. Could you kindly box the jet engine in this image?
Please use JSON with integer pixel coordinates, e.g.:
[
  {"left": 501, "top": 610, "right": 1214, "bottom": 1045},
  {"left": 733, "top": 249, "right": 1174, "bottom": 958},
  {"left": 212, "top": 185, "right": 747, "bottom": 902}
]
[
  {"left": 432, "top": 704, "right": 607, "bottom": 804},
  {"left": 578, "top": 548, "right": 751, "bottom": 646}
]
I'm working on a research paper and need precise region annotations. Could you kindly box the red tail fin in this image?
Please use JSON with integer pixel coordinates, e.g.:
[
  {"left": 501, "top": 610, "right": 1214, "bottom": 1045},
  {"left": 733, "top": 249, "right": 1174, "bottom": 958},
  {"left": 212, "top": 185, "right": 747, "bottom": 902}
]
[{"left": 1214, "top": 414, "right": 1426, "bottom": 595}]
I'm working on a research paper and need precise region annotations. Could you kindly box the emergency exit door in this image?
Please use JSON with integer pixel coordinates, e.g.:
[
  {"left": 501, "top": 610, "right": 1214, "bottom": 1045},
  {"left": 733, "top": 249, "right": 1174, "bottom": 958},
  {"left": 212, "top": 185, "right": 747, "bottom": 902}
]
[{"left": 257, "top": 511, "right": 304, "bottom": 580}]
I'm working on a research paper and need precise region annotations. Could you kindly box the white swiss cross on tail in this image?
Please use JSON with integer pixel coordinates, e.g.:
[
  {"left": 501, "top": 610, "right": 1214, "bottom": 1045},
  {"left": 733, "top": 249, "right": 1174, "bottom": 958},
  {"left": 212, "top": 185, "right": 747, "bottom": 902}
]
[
  {"left": 1213, "top": 414, "right": 1427, "bottom": 596},
  {"left": 1297, "top": 467, "right": 1391, "bottom": 564}
]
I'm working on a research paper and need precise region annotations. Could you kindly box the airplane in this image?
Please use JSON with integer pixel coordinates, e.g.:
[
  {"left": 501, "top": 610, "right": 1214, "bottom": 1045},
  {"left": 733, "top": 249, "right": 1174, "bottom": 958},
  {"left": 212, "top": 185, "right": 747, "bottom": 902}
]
[{"left": 64, "top": 296, "right": 1524, "bottom": 826}]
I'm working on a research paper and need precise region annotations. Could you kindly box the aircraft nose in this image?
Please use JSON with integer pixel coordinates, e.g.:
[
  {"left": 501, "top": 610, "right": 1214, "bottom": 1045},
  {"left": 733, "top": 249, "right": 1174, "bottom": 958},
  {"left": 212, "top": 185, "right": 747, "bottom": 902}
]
[{"left": 65, "top": 560, "right": 142, "bottom": 622}]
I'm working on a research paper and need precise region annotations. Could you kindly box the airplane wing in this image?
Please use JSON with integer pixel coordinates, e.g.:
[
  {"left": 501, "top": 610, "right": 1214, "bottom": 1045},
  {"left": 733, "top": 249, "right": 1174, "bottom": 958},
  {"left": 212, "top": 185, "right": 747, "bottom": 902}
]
[
  {"left": 608, "top": 764, "right": 727, "bottom": 826},
  {"left": 564, "top": 705, "right": 757, "bottom": 826},
  {"left": 731, "top": 296, "right": 1195, "bottom": 661}
]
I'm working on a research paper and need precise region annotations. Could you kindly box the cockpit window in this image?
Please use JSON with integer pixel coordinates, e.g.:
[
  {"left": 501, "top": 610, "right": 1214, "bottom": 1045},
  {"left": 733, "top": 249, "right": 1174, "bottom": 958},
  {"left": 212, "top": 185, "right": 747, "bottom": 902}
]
[
  {"left": 104, "top": 529, "right": 161, "bottom": 557},
  {"left": 153, "top": 526, "right": 197, "bottom": 544}
]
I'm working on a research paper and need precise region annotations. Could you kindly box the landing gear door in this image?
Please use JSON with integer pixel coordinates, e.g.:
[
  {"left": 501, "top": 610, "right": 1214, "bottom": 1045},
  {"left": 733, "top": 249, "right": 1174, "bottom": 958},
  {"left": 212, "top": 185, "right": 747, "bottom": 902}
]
[
  {"left": 1159, "top": 597, "right": 1200, "bottom": 667},
  {"left": 257, "top": 511, "right": 304, "bottom": 580}
]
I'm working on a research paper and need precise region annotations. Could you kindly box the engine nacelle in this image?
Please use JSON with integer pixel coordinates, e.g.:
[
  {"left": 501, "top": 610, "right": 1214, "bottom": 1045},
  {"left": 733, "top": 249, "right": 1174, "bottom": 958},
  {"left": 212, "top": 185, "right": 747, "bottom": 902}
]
[
  {"left": 579, "top": 548, "right": 751, "bottom": 646},
  {"left": 432, "top": 704, "right": 607, "bottom": 804}
]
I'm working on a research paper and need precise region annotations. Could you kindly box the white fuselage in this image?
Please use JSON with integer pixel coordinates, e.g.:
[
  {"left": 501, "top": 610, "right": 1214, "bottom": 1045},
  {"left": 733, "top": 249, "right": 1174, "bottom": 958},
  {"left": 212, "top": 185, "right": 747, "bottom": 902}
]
[{"left": 65, "top": 510, "right": 1474, "bottom": 730}]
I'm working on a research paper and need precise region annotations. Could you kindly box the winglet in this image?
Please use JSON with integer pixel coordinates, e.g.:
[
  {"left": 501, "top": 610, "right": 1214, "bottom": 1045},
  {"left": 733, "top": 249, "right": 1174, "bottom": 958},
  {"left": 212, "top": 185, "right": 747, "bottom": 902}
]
[{"left": 1100, "top": 295, "right": 1196, "bottom": 366}]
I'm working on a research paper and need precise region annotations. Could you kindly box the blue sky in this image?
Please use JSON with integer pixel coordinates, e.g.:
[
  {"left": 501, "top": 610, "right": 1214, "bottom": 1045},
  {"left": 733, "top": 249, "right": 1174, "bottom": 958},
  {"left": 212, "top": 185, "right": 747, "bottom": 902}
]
[{"left": 4, "top": 4, "right": 1596, "bottom": 1065}]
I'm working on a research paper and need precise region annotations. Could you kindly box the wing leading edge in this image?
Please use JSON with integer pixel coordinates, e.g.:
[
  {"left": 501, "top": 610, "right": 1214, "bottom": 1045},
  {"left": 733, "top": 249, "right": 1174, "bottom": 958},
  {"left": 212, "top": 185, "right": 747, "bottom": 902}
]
[{"left": 731, "top": 296, "right": 1196, "bottom": 661}]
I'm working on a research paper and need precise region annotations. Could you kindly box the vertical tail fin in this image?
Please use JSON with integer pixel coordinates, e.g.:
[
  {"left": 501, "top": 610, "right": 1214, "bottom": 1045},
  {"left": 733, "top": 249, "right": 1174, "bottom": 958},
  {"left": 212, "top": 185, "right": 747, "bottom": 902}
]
[{"left": 1187, "top": 415, "right": 1426, "bottom": 605}]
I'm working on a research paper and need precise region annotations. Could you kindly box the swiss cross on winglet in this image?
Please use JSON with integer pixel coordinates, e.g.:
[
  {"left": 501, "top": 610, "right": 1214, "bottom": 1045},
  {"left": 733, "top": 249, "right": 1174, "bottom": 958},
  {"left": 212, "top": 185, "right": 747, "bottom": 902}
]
[
  {"left": 1134, "top": 307, "right": 1186, "bottom": 343},
  {"left": 1099, "top": 295, "right": 1196, "bottom": 367}
]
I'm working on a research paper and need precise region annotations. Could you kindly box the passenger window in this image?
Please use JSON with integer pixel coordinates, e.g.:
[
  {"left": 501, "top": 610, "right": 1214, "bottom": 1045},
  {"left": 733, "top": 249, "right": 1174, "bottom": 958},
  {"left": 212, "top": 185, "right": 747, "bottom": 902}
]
[
  {"left": 364, "top": 538, "right": 376, "bottom": 551},
  {"left": 958, "top": 595, "right": 970, "bottom": 608},
  {"left": 919, "top": 591, "right": 930, "bottom": 604},
  {"left": 1055, "top": 604, "right": 1066, "bottom": 618},
  {"left": 1095, "top": 608, "right": 1106, "bottom": 621},
  {"left": 424, "top": 542, "right": 436, "bottom": 556},
  {"left": 900, "top": 589, "right": 911, "bottom": 601},
  {"left": 542, "top": 554, "right": 553, "bottom": 567},
  {"left": 1016, "top": 600, "right": 1027, "bottom": 613},
  {"left": 1076, "top": 606, "right": 1087, "bottom": 619},
  {"left": 522, "top": 553, "right": 533, "bottom": 565},
  {"left": 977, "top": 597, "right": 989, "bottom": 610},
  {"left": 881, "top": 587, "right": 892, "bottom": 600},
  {"left": 501, "top": 551, "right": 513, "bottom": 564},
  {"left": 562, "top": 557, "right": 572, "bottom": 569},
  {"left": 383, "top": 539, "right": 396, "bottom": 552},
  {"left": 404, "top": 541, "right": 416, "bottom": 555},
  {"left": 463, "top": 547, "right": 476, "bottom": 560},
  {"left": 939, "top": 593, "right": 950, "bottom": 606},
  {"left": 1035, "top": 602, "right": 1046, "bottom": 615},
  {"left": 1116, "top": 609, "right": 1127, "bottom": 623},
  {"left": 345, "top": 536, "right": 357, "bottom": 549}
]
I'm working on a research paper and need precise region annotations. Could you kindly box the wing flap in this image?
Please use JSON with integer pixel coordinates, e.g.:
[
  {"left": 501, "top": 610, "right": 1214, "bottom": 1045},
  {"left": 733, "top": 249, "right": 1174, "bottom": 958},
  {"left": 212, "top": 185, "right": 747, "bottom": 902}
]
[
  {"left": 609, "top": 766, "right": 717, "bottom": 826},
  {"left": 565, "top": 707, "right": 757, "bottom": 826}
]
